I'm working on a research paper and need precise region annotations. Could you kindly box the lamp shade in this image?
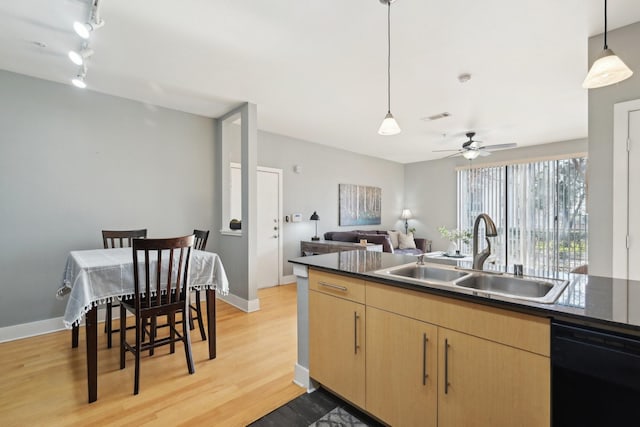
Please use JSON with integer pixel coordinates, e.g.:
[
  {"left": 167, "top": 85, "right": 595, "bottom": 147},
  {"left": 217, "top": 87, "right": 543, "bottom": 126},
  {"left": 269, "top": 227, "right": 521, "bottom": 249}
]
[
  {"left": 583, "top": 48, "right": 633, "bottom": 89},
  {"left": 310, "top": 211, "right": 319, "bottom": 221},
  {"left": 378, "top": 112, "right": 401, "bottom": 135},
  {"left": 462, "top": 150, "right": 481, "bottom": 160},
  {"left": 400, "top": 209, "right": 412, "bottom": 220}
]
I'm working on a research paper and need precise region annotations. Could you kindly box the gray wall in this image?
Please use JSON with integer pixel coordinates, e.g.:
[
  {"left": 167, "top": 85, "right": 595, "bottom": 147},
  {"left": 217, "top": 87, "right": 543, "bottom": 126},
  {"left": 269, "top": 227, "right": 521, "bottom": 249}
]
[
  {"left": 404, "top": 139, "right": 587, "bottom": 252},
  {"left": 587, "top": 22, "right": 640, "bottom": 277},
  {"left": 258, "top": 131, "right": 405, "bottom": 276},
  {"left": 0, "top": 70, "right": 216, "bottom": 327}
]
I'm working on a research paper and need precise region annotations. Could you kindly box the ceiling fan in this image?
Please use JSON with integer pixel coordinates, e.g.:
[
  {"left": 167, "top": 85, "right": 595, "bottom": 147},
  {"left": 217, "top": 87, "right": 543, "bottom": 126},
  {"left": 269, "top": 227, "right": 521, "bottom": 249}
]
[{"left": 434, "top": 132, "right": 517, "bottom": 160}]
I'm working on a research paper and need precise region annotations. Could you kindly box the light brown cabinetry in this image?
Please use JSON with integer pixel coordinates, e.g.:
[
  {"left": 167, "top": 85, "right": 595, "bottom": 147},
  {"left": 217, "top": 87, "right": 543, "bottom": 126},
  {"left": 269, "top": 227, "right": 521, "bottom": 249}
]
[
  {"left": 366, "top": 307, "right": 437, "bottom": 427},
  {"left": 438, "top": 328, "right": 550, "bottom": 427},
  {"left": 308, "top": 269, "right": 551, "bottom": 426},
  {"left": 308, "top": 270, "right": 366, "bottom": 408}
]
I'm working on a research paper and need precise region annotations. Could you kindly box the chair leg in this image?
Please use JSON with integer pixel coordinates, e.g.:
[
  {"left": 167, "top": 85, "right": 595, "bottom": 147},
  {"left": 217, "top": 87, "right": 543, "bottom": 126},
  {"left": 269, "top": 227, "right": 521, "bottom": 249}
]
[
  {"left": 106, "top": 302, "right": 112, "bottom": 348},
  {"left": 119, "top": 305, "right": 126, "bottom": 370},
  {"left": 134, "top": 316, "right": 141, "bottom": 395},
  {"left": 195, "top": 291, "right": 207, "bottom": 341},
  {"left": 149, "top": 317, "right": 155, "bottom": 357},
  {"left": 183, "top": 310, "right": 195, "bottom": 375},
  {"left": 169, "top": 313, "right": 176, "bottom": 354}
]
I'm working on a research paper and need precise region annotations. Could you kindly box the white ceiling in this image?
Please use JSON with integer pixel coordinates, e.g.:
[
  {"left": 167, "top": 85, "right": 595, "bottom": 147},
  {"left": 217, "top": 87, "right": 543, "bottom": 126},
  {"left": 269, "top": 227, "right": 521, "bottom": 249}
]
[{"left": 1, "top": 0, "right": 640, "bottom": 163}]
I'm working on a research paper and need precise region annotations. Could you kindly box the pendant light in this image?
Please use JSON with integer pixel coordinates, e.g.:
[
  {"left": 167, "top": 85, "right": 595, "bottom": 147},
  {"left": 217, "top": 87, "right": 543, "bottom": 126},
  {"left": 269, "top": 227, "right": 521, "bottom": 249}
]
[
  {"left": 583, "top": 0, "right": 633, "bottom": 89},
  {"left": 378, "top": 0, "right": 401, "bottom": 135}
]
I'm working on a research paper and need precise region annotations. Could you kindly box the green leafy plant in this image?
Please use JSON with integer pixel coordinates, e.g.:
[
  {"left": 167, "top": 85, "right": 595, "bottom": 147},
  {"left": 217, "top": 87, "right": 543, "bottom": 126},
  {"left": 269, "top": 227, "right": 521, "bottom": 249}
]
[{"left": 437, "top": 227, "right": 472, "bottom": 245}]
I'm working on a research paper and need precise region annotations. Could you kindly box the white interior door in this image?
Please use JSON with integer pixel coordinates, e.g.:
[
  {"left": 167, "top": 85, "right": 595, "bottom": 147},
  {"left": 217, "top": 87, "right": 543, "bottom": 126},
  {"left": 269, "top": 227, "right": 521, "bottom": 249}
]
[{"left": 257, "top": 168, "right": 281, "bottom": 288}]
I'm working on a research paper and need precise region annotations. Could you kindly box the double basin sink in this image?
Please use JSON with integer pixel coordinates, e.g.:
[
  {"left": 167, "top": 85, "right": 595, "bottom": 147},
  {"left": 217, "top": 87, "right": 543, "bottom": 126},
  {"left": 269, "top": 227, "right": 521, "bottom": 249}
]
[{"left": 374, "top": 262, "right": 569, "bottom": 304}]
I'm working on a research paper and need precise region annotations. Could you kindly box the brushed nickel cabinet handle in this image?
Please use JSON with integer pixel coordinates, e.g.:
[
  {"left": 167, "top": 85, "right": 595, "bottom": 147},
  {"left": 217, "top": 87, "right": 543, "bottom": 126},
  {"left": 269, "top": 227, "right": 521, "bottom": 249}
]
[
  {"left": 354, "top": 312, "right": 360, "bottom": 354},
  {"left": 444, "top": 338, "right": 450, "bottom": 394},
  {"left": 318, "top": 281, "right": 348, "bottom": 292},
  {"left": 422, "top": 333, "right": 428, "bottom": 385}
]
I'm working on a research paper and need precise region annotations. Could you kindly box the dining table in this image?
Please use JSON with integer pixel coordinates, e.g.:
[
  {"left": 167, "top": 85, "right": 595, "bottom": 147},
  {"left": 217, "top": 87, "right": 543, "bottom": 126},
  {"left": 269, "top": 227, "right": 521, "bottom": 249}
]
[{"left": 56, "top": 247, "right": 229, "bottom": 403}]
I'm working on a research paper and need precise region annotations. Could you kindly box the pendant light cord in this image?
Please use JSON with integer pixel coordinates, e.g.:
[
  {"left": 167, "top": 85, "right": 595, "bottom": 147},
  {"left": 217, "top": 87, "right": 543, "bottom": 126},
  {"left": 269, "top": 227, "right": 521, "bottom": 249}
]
[
  {"left": 386, "top": 0, "right": 391, "bottom": 114},
  {"left": 604, "top": 0, "right": 608, "bottom": 49}
]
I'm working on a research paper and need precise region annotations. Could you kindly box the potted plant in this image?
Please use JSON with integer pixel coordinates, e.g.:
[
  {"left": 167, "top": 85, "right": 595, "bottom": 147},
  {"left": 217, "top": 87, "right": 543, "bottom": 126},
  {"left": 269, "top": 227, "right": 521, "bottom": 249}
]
[{"left": 437, "top": 226, "right": 472, "bottom": 256}]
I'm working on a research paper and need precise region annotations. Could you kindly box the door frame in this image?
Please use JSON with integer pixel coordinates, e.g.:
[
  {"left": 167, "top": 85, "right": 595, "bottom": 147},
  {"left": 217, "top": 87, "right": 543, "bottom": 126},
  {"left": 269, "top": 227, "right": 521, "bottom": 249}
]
[
  {"left": 613, "top": 99, "right": 640, "bottom": 279},
  {"left": 256, "top": 165, "right": 284, "bottom": 286}
]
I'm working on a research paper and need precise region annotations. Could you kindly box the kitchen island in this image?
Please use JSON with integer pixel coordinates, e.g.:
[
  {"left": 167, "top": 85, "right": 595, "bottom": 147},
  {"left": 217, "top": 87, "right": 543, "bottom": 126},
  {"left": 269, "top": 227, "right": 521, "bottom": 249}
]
[{"left": 290, "top": 250, "right": 640, "bottom": 427}]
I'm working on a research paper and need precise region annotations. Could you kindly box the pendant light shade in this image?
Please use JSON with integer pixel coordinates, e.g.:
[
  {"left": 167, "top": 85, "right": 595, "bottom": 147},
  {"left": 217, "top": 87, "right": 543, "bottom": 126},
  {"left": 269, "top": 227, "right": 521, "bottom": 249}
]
[
  {"left": 583, "top": 0, "right": 633, "bottom": 89},
  {"left": 378, "top": 112, "right": 401, "bottom": 135},
  {"left": 378, "top": 0, "right": 401, "bottom": 136},
  {"left": 583, "top": 48, "right": 633, "bottom": 89}
]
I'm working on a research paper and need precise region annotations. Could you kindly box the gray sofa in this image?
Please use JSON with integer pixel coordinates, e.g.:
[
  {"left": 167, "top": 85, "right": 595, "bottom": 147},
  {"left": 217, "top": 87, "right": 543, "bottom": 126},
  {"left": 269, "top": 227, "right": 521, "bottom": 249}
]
[{"left": 323, "top": 230, "right": 431, "bottom": 255}]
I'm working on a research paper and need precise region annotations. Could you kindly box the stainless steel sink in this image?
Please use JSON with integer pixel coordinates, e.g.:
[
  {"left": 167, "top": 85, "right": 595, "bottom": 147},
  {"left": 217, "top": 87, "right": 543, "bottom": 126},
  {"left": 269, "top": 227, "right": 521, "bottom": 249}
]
[
  {"left": 374, "top": 263, "right": 471, "bottom": 286},
  {"left": 454, "top": 274, "right": 569, "bottom": 304}
]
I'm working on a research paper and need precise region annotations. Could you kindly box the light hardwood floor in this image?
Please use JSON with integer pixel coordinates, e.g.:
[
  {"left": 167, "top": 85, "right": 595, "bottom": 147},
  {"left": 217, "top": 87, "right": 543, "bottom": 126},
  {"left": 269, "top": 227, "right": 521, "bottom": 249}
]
[{"left": 0, "top": 285, "right": 304, "bottom": 427}]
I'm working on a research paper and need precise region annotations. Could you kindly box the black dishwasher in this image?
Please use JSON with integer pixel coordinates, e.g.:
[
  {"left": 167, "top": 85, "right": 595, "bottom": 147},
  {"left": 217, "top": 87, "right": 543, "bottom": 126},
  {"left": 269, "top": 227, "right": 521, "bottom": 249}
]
[{"left": 552, "top": 321, "right": 640, "bottom": 426}]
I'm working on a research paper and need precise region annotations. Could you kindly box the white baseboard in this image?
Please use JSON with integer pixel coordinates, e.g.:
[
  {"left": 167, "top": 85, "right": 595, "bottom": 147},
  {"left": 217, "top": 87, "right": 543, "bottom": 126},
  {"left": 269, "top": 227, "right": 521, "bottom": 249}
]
[
  {"left": 281, "top": 274, "right": 296, "bottom": 285},
  {"left": 0, "top": 306, "right": 126, "bottom": 343},
  {"left": 0, "top": 317, "right": 67, "bottom": 343},
  {"left": 217, "top": 292, "right": 260, "bottom": 313},
  {"left": 293, "top": 363, "right": 315, "bottom": 392}
]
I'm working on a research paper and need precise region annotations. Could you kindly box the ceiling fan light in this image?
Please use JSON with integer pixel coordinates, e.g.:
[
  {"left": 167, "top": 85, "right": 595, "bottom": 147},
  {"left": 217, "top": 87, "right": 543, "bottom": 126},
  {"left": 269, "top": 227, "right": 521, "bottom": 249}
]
[
  {"left": 378, "top": 112, "right": 401, "bottom": 135},
  {"left": 583, "top": 49, "right": 633, "bottom": 89},
  {"left": 462, "top": 150, "right": 480, "bottom": 160}
]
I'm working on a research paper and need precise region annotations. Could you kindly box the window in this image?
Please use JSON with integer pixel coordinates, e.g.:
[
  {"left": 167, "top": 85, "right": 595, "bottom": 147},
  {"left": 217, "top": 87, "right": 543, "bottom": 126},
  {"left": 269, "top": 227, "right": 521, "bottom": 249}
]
[{"left": 457, "top": 157, "right": 588, "bottom": 274}]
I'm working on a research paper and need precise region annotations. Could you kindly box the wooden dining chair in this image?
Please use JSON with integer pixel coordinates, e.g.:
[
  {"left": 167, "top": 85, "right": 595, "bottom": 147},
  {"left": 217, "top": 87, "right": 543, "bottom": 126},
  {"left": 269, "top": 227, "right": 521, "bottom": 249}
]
[
  {"left": 102, "top": 229, "right": 148, "bottom": 348},
  {"left": 189, "top": 229, "right": 209, "bottom": 340},
  {"left": 120, "top": 235, "right": 195, "bottom": 395}
]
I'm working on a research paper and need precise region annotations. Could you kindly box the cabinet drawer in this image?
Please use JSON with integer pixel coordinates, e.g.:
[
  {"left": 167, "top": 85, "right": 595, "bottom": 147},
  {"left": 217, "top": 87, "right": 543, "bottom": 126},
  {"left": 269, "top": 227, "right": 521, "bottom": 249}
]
[
  {"left": 310, "top": 269, "right": 365, "bottom": 303},
  {"left": 366, "top": 281, "right": 550, "bottom": 356}
]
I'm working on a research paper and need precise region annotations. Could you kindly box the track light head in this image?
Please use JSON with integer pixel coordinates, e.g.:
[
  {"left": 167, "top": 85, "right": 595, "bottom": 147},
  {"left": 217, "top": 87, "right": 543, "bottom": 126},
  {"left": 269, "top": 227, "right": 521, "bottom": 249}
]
[
  {"left": 68, "top": 47, "right": 94, "bottom": 66},
  {"left": 71, "top": 66, "right": 88, "bottom": 89},
  {"left": 73, "top": 19, "right": 104, "bottom": 39}
]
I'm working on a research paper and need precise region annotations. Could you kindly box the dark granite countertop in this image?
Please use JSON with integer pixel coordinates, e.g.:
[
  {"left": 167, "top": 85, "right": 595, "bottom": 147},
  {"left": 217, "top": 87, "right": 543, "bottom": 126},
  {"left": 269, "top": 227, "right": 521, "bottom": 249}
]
[{"left": 290, "top": 251, "right": 640, "bottom": 336}]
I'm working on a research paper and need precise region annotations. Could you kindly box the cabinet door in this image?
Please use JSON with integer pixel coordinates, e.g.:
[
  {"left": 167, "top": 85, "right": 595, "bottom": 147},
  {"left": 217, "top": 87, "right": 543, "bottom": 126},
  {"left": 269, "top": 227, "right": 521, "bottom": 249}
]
[
  {"left": 366, "top": 307, "right": 437, "bottom": 427},
  {"left": 438, "top": 328, "right": 550, "bottom": 427},
  {"left": 309, "top": 290, "right": 365, "bottom": 407}
]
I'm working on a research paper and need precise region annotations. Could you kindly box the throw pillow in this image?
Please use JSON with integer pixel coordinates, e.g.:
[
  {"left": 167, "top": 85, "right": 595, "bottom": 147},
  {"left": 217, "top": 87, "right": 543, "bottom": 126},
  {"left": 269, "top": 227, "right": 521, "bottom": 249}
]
[
  {"left": 387, "top": 230, "right": 400, "bottom": 249},
  {"left": 398, "top": 232, "right": 417, "bottom": 249}
]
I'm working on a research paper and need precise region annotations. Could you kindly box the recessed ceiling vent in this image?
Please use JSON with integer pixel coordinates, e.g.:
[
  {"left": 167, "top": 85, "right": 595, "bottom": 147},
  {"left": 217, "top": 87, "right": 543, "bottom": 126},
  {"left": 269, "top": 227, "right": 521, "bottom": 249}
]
[{"left": 422, "top": 112, "right": 451, "bottom": 121}]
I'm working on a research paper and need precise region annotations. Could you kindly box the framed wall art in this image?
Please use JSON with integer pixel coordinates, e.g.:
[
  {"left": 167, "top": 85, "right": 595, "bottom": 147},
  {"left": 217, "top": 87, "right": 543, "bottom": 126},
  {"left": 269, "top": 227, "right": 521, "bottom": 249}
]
[{"left": 339, "top": 183, "right": 381, "bottom": 226}]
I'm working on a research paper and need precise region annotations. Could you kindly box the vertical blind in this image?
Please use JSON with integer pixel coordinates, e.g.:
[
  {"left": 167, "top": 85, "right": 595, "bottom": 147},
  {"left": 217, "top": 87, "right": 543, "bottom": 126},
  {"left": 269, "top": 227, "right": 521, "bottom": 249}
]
[{"left": 457, "top": 157, "right": 588, "bottom": 274}]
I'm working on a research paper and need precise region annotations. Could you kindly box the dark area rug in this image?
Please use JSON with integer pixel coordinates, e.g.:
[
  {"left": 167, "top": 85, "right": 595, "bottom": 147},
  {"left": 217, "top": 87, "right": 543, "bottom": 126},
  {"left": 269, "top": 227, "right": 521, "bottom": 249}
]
[{"left": 247, "top": 387, "right": 384, "bottom": 427}]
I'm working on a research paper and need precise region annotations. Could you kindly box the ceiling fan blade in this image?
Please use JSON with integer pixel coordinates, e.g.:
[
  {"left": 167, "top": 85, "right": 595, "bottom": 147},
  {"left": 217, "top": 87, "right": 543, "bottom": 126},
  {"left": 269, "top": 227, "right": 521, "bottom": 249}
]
[
  {"left": 433, "top": 149, "right": 461, "bottom": 153},
  {"left": 441, "top": 152, "right": 462, "bottom": 159},
  {"left": 482, "top": 143, "right": 517, "bottom": 151}
]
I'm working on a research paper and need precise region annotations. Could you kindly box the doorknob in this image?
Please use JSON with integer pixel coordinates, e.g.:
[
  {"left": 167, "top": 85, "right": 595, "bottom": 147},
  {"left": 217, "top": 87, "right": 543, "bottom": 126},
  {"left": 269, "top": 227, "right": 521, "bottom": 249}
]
[
  {"left": 272, "top": 235, "right": 278, "bottom": 239},
  {"left": 273, "top": 226, "right": 278, "bottom": 231}
]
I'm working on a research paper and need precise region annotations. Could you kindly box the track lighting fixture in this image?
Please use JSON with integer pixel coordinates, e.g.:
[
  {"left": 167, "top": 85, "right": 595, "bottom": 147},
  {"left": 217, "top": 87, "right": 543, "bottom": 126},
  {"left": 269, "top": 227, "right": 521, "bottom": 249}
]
[
  {"left": 73, "top": 0, "right": 104, "bottom": 40},
  {"left": 68, "top": 46, "right": 94, "bottom": 66},
  {"left": 71, "top": 66, "right": 88, "bottom": 89}
]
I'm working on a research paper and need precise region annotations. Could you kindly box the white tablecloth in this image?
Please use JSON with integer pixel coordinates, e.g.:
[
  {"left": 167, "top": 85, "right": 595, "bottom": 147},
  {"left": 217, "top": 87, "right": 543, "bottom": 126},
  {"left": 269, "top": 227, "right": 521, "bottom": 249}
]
[{"left": 56, "top": 248, "right": 229, "bottom": 328}]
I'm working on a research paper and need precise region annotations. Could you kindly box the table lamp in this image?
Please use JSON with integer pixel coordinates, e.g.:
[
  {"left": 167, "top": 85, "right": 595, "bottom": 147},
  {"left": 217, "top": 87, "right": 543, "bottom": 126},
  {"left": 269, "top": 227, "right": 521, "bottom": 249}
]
[
  {"left": 400, "top": 208, "right": 412, "bottom": 234},
  {"left": 310, "top": 211, "right": 320, "bottom": 241}
]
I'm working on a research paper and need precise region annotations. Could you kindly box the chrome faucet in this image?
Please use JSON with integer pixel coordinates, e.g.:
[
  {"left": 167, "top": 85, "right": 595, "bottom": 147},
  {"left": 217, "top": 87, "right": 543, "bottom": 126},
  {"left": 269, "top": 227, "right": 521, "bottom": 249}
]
[{"left": 472, "top": 213, "right": 498, "bottom": 270}]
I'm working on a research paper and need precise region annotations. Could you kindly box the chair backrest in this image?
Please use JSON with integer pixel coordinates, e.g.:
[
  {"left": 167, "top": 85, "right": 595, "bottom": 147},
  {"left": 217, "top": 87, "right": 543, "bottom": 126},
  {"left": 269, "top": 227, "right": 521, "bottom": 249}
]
[
  {"left": 102, "top": 229, "right": 148, "bottom": 249},
  {"left": 193, "top": 229, "right": 209, "bottom": 251},
  {"left": 132, "top": 235, "right": 195, "bottom": 313}
]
